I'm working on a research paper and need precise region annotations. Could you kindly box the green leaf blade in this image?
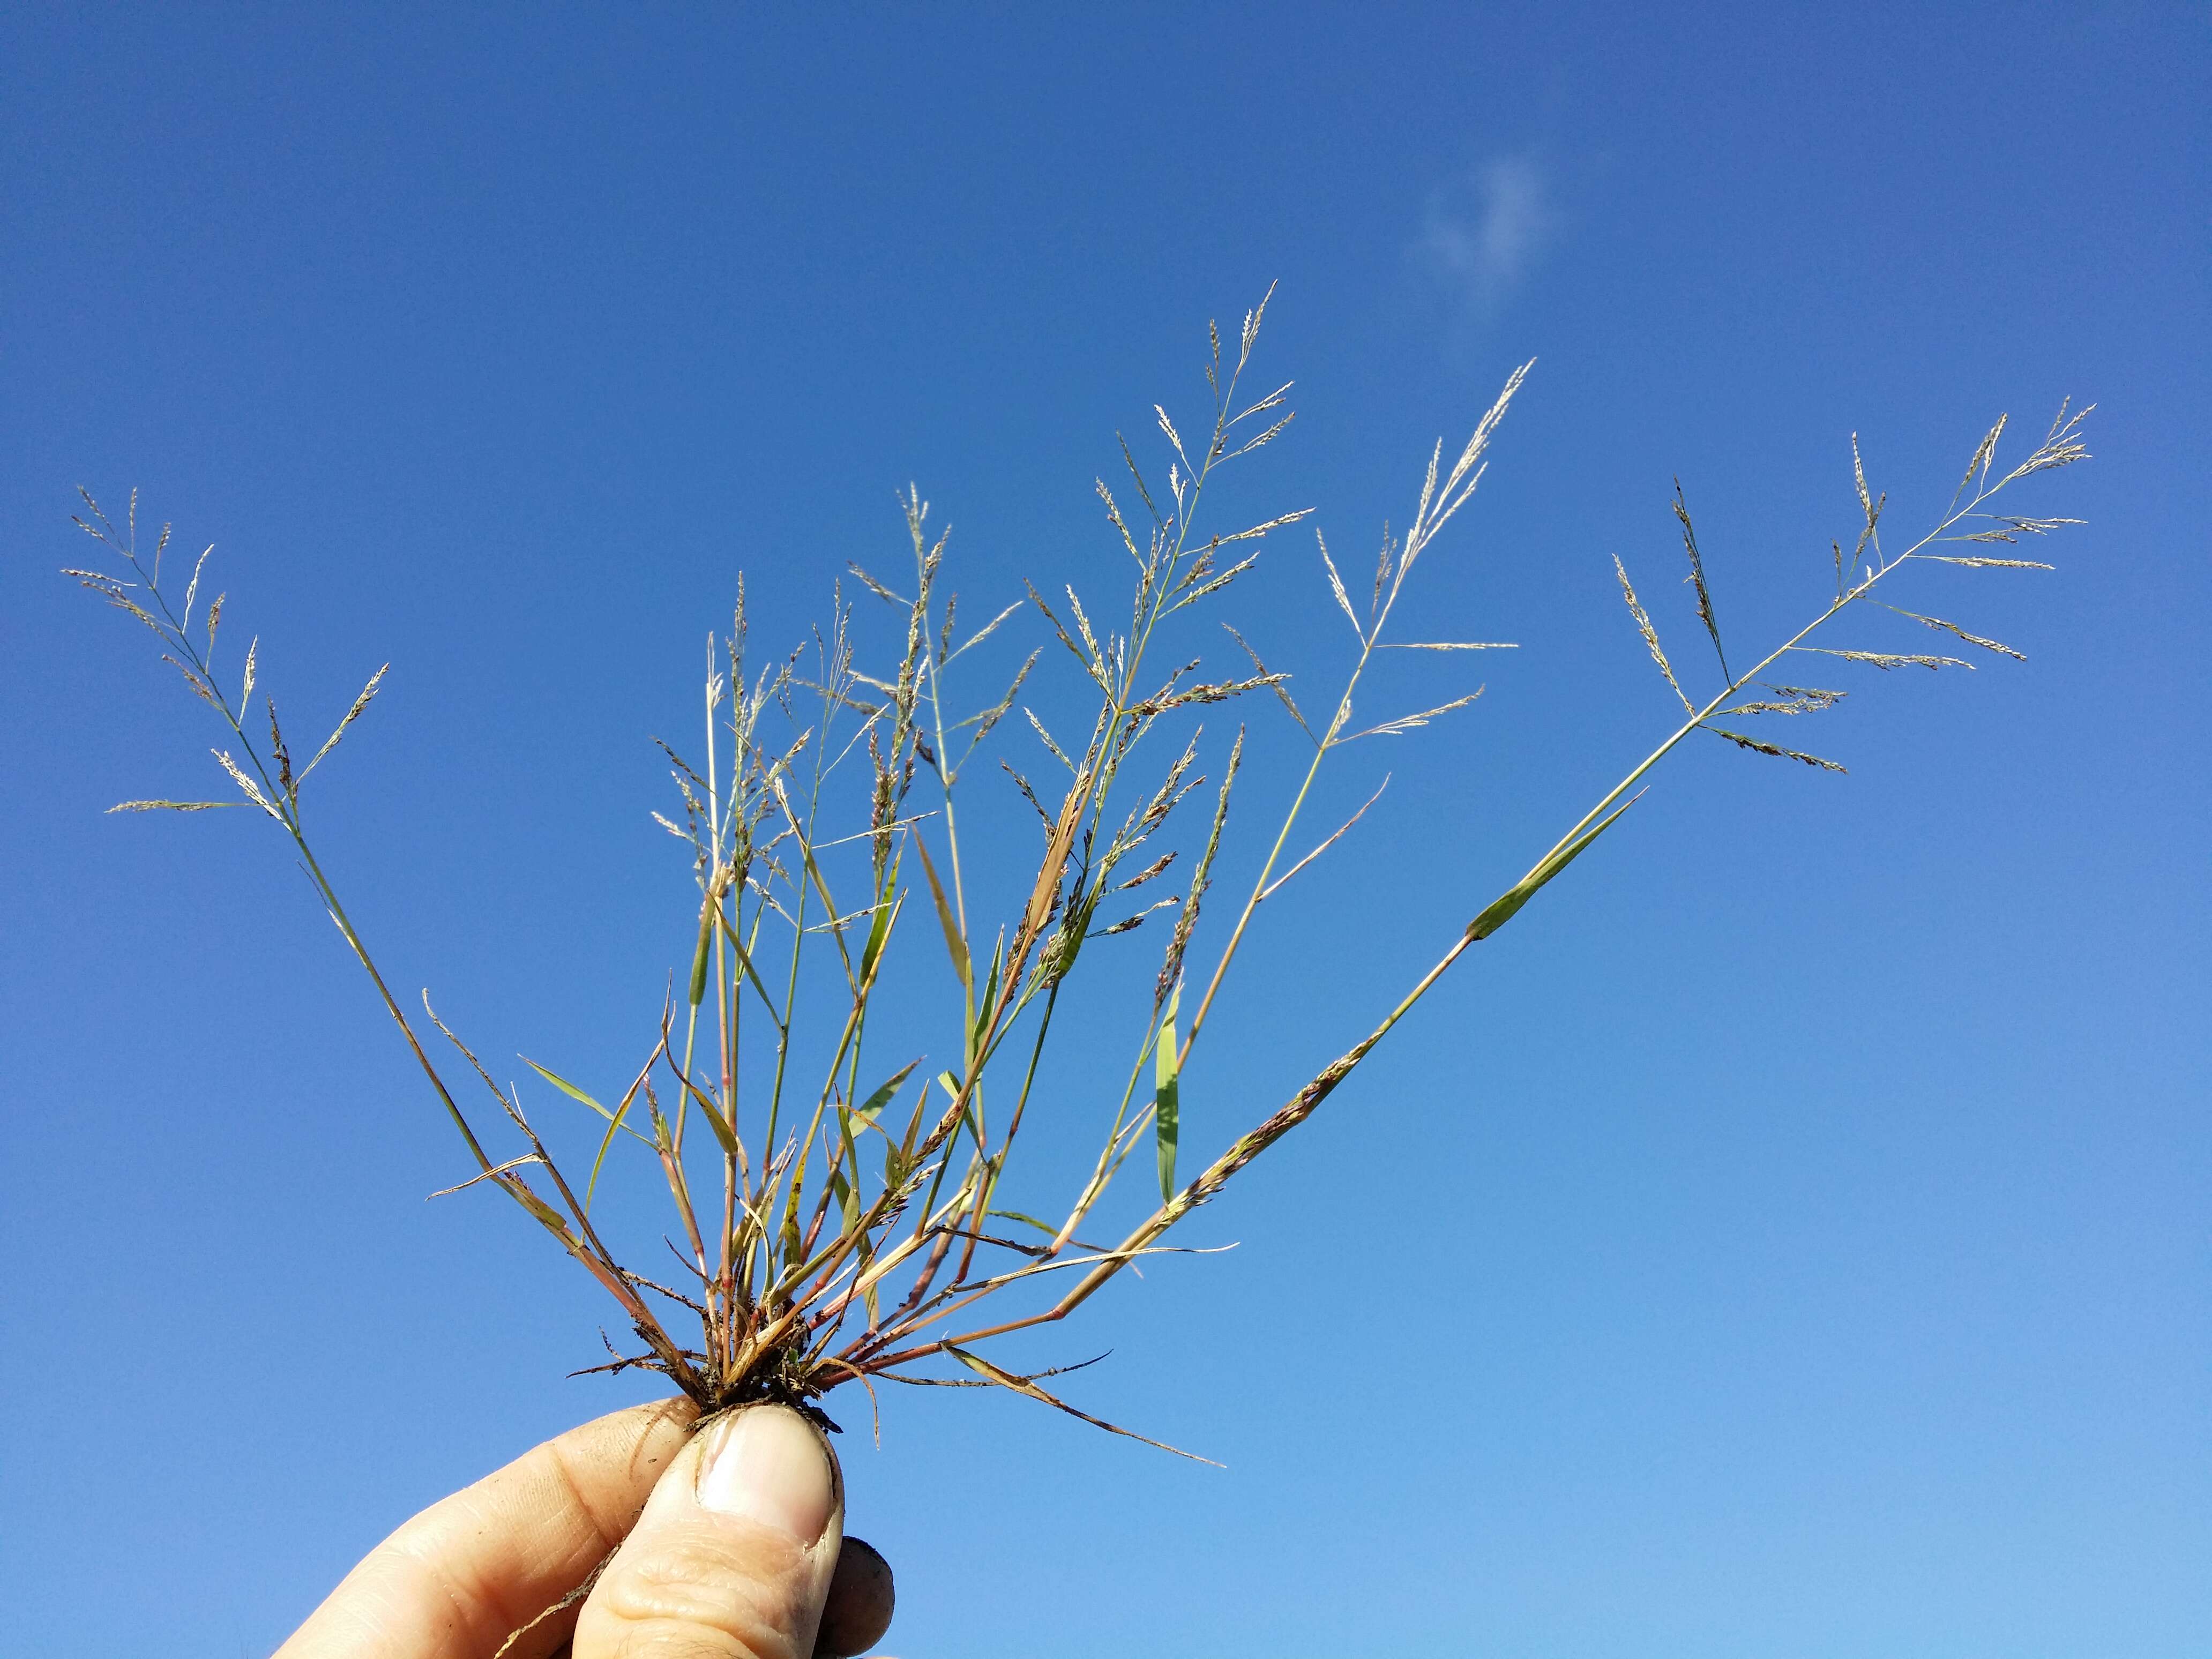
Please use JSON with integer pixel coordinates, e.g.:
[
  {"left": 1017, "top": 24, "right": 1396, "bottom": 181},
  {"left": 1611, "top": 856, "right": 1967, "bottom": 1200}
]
[
  {"left": 912, "top": 831, "right": 971, "bottom": 989},
  {"left": 1155, "top": 980, "right": 1183, "bottom": 1201},
  {"left": 1466, "top": 793, "right": 1640, "bottom": 943}
]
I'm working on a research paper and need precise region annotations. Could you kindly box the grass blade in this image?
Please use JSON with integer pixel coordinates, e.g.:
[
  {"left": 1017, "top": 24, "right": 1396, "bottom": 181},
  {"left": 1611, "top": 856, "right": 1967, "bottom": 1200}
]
[
  {"left": 946, "top": 1344, "right": 1220, "bottom": 1464},
  {"left": 1155, "top": 978, "right": 1182, "bottom": 1201},
  {"left": 911, "top": 829, "right": 970, "bottom": 988},
  {"left": 1467, "top": 793, "right": 1641, "bottom": 942}
]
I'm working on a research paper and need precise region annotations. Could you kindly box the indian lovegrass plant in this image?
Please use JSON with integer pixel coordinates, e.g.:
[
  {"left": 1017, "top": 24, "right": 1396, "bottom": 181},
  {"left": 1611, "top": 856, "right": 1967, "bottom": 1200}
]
[{"left": 69, "top": 290, "right": 2090, "bottom": 1463}]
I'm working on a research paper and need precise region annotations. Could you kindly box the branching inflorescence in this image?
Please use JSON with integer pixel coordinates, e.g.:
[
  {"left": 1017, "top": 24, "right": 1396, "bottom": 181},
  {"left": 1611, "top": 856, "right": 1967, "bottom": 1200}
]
[{"left": 71, "top": 292, "right": 2088, "bottom": 1454}]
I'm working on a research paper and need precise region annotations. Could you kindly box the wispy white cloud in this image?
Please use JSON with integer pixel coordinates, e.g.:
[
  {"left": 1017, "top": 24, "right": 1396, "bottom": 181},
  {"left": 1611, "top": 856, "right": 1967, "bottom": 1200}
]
[{"left": 1418, "top": 155, "right": 1557, "bottom": 318}]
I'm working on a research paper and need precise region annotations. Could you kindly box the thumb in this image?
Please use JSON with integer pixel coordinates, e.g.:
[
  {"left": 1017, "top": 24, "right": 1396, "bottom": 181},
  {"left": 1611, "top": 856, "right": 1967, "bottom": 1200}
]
[{"left": 574, "top": 1403, "right": 843, "bottom": 1659}]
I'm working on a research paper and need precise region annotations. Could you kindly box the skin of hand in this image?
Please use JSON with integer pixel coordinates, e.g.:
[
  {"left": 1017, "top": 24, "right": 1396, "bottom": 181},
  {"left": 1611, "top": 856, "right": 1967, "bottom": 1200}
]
[{"left": 275, "top": 1398, "right": 895, "bottom": 1659}]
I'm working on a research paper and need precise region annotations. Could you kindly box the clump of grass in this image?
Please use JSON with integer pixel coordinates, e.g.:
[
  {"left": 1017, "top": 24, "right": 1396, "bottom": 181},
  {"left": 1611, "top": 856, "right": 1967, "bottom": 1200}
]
[{"left": 69, "top": 292, "right": 2089, "bottom": 1461}]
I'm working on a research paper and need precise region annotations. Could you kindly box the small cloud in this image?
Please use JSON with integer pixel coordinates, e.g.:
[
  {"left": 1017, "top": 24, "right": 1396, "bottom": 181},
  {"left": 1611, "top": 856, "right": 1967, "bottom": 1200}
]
[{"left": 1419, "top": 155, "right": 1557, "bottom": 318}]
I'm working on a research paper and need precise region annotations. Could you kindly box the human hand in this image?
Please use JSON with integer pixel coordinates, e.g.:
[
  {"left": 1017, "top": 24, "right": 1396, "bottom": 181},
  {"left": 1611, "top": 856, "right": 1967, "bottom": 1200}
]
[{"left": 276, "top": 1399, "right": 896, "bottom": 1659}]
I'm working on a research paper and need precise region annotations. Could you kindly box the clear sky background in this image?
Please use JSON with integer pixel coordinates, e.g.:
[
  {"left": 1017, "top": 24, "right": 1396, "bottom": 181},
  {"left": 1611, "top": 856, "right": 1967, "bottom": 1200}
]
[{"left": 3, "top": 6, "right": 2207, "bottom": 1656}]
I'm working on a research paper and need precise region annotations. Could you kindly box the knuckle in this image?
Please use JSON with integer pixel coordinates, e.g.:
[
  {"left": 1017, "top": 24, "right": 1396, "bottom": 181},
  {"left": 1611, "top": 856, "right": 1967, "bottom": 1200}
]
[{"left": 581, "top": 1522, "right": 813, "bottom": 1659}]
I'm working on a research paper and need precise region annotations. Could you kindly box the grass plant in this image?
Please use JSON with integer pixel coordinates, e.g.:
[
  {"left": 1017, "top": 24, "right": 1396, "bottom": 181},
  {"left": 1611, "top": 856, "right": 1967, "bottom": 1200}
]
[{"left": 70, "top": 292, "right": 2089, "bottom": 1467}]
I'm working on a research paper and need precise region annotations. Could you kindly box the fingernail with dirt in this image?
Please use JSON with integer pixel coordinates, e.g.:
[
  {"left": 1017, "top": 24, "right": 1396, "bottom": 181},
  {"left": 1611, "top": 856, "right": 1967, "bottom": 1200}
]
[{"left": 697, "top": 1407, "right": 836, "bottom": 1546}]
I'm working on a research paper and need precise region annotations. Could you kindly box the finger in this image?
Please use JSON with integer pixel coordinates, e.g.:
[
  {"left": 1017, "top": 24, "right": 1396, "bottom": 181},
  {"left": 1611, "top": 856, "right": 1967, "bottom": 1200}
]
[
  {"left": 276, "top": 1397, "right": 699, "bottom": 1659},
  {"left": 574, "top": 1404, "right": 842, "bottom": 1659},
  {"left": 814, "top": 1537, "right": 895, "bottom": 1659}
]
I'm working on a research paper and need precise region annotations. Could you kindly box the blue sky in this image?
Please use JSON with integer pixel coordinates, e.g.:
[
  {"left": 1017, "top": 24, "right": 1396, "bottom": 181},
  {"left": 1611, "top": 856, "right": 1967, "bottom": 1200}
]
[{"left": 3, "top": 5, "right": 2206, "bottom": 1656}]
